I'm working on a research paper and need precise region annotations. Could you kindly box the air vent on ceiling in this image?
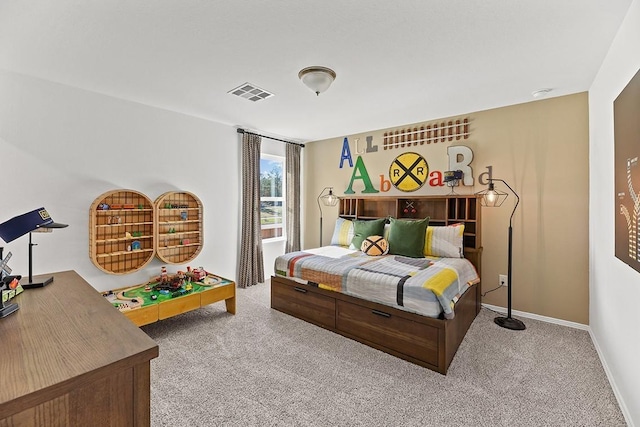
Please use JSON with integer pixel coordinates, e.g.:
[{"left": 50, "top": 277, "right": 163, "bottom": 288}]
[{"left": 228, "top": 83, "right": 274, "bottom": 102}]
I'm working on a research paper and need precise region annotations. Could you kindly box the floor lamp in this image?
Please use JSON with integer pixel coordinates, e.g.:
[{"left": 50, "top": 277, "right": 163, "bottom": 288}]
[
  {"left": 475, "top": 179, "right": 526, "bottom": 331},
  {"left": 317, "top": 187, "right": 339, "bottom": 246},
  {"left": 0, "top": 207, "right": 69, "bottom": 289}
]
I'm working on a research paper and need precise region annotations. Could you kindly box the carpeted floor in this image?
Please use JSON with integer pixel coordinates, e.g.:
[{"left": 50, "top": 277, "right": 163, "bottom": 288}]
[{"left": 142, "top": 281, "right": 626, "bottom": 427}]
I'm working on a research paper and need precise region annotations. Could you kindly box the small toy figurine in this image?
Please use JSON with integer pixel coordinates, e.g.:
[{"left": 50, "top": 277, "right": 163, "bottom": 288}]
[
  {"left": 403, "top": 201, "right": 417, "bottom": 217},
  {"left": 98, "top": 203, "right": 110, "bottom": 210}
]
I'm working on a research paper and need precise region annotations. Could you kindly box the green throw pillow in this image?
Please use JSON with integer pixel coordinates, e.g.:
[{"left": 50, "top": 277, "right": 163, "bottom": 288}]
[
  {"left": 350, "top": 218, "right": 387, "bottom": 250},
  {"left": 388, "top": 217, "right": 430, "bottom": 257}
]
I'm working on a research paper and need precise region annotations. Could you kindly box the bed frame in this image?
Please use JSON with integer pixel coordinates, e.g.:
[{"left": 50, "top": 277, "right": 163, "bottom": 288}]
[{"left": 270, "top": 195, "right": 482, "bottom": 375}]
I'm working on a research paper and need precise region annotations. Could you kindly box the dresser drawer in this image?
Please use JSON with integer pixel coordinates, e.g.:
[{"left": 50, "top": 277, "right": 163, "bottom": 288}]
[
  {"left": 336, "top": 300, "right": 439, "bottom": 366},
  {"left": 271, "top": 280, "right": 336, "bottom": 329}
]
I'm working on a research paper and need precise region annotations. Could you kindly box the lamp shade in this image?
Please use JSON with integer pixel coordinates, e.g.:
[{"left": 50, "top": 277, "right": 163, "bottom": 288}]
[
  {"left": 475, "top": 182, "right": 508, "bottom": 207},
  {"left": 299, "top": 66, "right": 336, "bottom": 96},
  {"left": 320, "top": 188, "right": 339, "bottom": 206}
]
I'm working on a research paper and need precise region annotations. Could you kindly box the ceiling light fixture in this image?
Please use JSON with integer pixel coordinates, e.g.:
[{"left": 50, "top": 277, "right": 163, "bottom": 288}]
[
  {"left": 298, "top": 66, "right": 336, "bottom": 96},
  {"left": 531, "top": 88, "right": 553, "bottom": 99}
]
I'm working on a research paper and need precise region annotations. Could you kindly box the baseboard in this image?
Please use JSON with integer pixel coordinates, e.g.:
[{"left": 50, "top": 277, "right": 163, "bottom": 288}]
[
  {"left": 481, "top": 303, "right": 589, "bottom": 330},
  {"left": 481, "top": 303, "right": 634, "bottom": 426},
  {"left": 588, "top": 329, "right": 635, "bottom": 427}
]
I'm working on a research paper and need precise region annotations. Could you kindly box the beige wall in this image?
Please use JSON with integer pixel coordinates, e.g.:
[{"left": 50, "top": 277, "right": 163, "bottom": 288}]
[{"left": 304, "top": 92, "right": 589, "bottom": 324}]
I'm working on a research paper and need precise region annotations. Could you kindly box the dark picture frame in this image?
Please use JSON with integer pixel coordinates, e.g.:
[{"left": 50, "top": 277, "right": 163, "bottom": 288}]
[{"left": 614, "top": 68, "right": 640, "bottom": 273}]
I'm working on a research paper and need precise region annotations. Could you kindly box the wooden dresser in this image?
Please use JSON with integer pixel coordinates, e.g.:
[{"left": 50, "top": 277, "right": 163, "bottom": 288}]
[{"left": 0, "top": 271, "right": 159, "bottom": 426}]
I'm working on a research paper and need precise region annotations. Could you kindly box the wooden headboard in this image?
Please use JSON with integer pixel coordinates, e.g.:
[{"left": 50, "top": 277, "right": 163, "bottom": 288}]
[{"left": 337, "top": 195, "right": 482, "bottom": 276}]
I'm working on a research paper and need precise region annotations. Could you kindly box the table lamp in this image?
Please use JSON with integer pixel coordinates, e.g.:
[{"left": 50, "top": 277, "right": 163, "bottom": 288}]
[{"left": 0, "top": 207, "right": 69, "bottom": 289}]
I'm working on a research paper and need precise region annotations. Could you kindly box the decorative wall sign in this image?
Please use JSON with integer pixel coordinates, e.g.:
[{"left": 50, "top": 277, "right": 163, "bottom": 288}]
[
  {"left": 614, "top": 68, "right": 640, "bottom": 273},
  {"left": 338, "top": 115, "right": 488, "bottom": 195},
  {"left": 383, "top": 118, "right": 470, "bottom": 150},
  {"left": 389, "top": 152, "right": 429, "bottom": 192}
]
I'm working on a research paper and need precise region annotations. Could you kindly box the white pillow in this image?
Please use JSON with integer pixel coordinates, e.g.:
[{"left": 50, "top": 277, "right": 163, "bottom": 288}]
[
  {"left": 423, "top": 223, "right": 465, "bottom": 258},
  {"left": 330, "top": 217, "right": 354, "bottom": 247}
]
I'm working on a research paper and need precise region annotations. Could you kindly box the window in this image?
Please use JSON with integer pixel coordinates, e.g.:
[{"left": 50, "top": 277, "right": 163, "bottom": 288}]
[{"left": 260, "top": 154, "right": 285, "bottom": 240}]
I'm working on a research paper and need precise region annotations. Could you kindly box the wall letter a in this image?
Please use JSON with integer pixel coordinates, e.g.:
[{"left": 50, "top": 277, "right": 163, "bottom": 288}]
[
  {"left": 339, "top": 138, "right": 353, "bottom": 168},
  {"left": 344, "top": 156, "right": 379, "bottom": 194}
]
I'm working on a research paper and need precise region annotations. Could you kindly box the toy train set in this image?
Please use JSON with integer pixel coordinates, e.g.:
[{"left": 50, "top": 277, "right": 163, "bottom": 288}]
[{"left": 103, "top": 266, "right": 225, "bottom": 313}]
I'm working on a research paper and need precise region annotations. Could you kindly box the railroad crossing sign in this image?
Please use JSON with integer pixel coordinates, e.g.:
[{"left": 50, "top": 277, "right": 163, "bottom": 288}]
[
  {"left": 389, "top": 152, "right": 429, "bottom": 192},
  {"left": 0, "top": 251, "right": 12, "bottom": 276}
]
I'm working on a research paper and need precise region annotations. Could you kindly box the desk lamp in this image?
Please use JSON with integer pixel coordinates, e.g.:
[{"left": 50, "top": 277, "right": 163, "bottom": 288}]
[{"left": 0, "top": 207, "right": 68, "bottom": 289}]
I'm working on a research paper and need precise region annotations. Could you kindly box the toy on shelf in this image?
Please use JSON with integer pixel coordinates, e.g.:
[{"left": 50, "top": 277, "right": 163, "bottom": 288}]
[
  {"left": 444, "top": 170, "right": 464, "bottom": 194},
  {"left": 403, "top": 200, "right": 417, "bottom": 218}
]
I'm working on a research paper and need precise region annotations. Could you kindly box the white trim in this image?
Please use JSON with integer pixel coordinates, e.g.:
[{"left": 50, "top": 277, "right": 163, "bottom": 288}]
[
  {"left": 481, "top": 303, "right": 589, "bottom": 330},
  {"left": 262, "top": 236, "right": 286, "bottom": 244},
  {"left": 481, "top": 303, "right": 633, "bottom": 425},
  {"left": 261, "top": 223, "right": 283, "bottom": 230},
  {"left": 588, "top": 330, "right": 635, "bottom": 427}
]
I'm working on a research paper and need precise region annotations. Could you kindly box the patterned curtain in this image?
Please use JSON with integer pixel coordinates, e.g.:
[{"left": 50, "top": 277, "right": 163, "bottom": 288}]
[
  {"left": 238, "top": 133, "right": 264, "bottom": 288},
  {"left": 285, "top": 143, "right": 301, "bottom": 252}
]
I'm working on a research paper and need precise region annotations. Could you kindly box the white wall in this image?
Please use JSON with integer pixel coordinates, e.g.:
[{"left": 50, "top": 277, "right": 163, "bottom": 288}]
[
  {"left": 0, "top": 70, "right": 240, "bottom": 292},
  {"left": 589, "top": 0, "right": 640, "bottom": 425}
]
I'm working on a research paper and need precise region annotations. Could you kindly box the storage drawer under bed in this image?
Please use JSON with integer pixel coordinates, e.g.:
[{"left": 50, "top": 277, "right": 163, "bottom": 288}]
[
  {"left": 271, "top": 279, "right": 336, "bottom": 329},
  {"left": 335, "top": 300, "right": 440, "bottom": 367}
]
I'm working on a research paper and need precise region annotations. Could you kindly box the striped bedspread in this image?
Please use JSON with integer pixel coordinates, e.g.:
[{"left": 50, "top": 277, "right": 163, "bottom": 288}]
[{"left": 274, "top": 246, "right": 479, "bottom": 319}]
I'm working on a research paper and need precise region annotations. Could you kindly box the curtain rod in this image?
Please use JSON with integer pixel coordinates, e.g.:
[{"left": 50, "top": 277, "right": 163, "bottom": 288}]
[{"left": 236, "top": 128, "right": 305, "bottom": 148}]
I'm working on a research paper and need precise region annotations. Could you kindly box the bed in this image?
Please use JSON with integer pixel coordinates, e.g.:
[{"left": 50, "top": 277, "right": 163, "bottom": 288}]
[{"left": 270, "top": 195, "right": 482, "bottom": 375}]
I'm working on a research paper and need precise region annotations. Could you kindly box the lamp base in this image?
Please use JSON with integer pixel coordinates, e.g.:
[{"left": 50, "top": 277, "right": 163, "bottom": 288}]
[
  {"left": 21, "top": 276, "right": 54, "bottom": 289},
  {"left": 0, "top": 302, "right": 19, "bottom": 318},
  {"left": 494, "top": 316, "right": 526, "bottom": 330}
]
